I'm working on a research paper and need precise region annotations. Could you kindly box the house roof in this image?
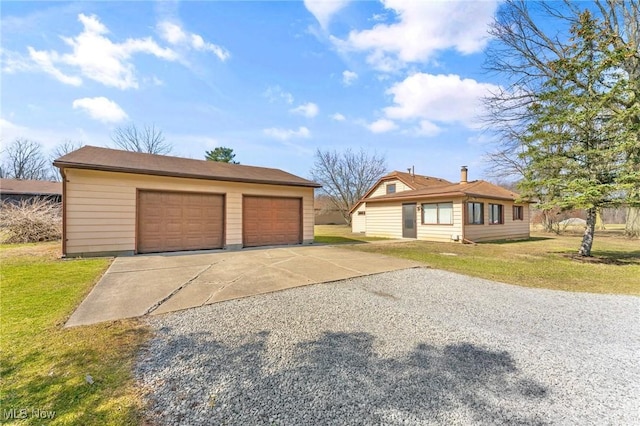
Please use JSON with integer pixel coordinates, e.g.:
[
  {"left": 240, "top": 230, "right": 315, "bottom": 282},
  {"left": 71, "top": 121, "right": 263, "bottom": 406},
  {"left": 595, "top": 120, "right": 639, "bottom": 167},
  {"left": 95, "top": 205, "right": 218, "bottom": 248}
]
[
  {"left": 386, "top": 171, "right": 452, "bottom": 189},
  {"left": 348, "top": 170, "right": 453, "bottom": 214},
  {"left": 0, "top": 178, "right": 62, "bottom": 195},
  {"left": 53, "top": 146, "right": 321, "bottom": 188},
  {"left": 365, "top": 179, "right": 522, "bottom": 203}
]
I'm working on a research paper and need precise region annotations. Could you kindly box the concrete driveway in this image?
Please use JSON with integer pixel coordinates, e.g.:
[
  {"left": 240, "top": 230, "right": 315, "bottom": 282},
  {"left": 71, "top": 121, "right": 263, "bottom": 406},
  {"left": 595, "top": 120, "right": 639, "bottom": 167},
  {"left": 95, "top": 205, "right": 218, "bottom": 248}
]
[{"left": 65, "top": 245, "right": 420, "bottom": 327}]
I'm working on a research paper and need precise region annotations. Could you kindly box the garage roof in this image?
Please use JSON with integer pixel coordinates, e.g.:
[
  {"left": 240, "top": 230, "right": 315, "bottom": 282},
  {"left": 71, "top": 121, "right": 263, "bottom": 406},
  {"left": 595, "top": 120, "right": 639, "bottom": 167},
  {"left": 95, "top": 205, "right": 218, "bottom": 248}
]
[
  {"left": 53, "top": 146, "right": 321, "bottom": 188},
  {"left": 0, "top": 178, "right": 62, "bottom": 195}
]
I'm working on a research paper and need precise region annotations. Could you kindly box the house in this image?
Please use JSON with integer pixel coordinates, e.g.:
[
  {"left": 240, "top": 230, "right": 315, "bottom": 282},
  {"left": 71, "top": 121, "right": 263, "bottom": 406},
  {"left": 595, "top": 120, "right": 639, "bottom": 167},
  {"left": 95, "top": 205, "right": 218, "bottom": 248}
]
[
  {"left": 314, "top": 195, "right": 346, "bottom": 225},
  {"left": 351, "top": 167, "right": 530, "bottom": 243},
  {"left": 0, "top": 178, "right": 62, "bottom": 204},
  {"left": 53, "top": 146, "right": 321, "bottom": 257}
]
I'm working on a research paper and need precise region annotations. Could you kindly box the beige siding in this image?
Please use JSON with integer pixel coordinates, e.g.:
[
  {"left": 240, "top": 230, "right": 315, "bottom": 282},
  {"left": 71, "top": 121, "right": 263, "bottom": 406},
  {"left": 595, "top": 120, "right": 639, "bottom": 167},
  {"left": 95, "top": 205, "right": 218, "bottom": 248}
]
[
  {"left": 370, "top": 179, "right": 413, "bottom": 197},
  {"left": 464, "top": 200, "right": 530, "bottom": 242},
  {"left": 64, "top": 169, "right": 315, "bottom": 255},
  {"left": 351, "top": 203, "right": 366, "bottom": 233},
  {"left": 365, "top": 202, "right": 403, "bottom": 238},
  {"left": 417, "top": 199, "right": 465, "bottom": 242}
]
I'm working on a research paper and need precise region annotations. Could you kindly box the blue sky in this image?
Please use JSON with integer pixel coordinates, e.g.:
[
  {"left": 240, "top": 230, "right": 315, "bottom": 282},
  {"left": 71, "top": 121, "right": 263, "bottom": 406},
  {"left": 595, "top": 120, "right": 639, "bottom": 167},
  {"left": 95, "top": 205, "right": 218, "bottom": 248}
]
[{"left": 1, "top": 0, "right": 505, "bottom": 182}]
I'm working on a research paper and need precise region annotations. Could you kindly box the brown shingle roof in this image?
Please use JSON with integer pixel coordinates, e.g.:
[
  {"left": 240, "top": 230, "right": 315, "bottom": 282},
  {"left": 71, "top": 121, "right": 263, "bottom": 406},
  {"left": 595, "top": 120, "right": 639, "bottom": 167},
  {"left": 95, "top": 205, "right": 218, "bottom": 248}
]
[
  {"left": 366, "top": 179, "right": 522, "bottom": 203},
  {"left": 0, "top": 179, "right": 62, "bottom": 195},
  {"left": 385, "top": 171, "right": 452, "bottom": 189},
  {"left": 53, "top": 146, "right": 321, "bottom": 188}
]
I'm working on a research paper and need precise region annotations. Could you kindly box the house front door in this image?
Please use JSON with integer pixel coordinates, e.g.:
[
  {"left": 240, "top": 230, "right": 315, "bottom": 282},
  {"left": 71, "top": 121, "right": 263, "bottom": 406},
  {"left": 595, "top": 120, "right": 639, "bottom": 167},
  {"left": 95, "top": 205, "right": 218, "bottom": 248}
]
[{"left": 402, "top": 203, "right": 417, "bottom": 238}]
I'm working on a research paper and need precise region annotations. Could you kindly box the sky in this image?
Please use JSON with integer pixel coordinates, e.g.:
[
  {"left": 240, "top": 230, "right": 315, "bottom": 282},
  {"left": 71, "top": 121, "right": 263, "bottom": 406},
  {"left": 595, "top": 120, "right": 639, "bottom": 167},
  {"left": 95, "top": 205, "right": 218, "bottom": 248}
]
[{"left": 1, "top": 0, "right": 507, "bottom": 183}]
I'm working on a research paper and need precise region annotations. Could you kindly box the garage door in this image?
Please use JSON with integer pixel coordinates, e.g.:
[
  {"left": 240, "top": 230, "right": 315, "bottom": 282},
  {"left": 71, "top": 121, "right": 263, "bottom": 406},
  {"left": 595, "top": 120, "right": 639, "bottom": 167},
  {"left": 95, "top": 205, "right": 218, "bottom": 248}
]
[
  {"left": 243, "top": 196, "right": 302, "bottom": 247},
  {"left": 138, "top": 191, "right": 224, "bottom": 253}
]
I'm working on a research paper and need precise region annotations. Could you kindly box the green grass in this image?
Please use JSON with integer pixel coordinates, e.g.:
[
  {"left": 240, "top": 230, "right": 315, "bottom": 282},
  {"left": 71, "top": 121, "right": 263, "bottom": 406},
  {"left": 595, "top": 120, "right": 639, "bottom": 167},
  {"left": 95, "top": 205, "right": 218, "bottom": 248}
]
[
  {"left": 0, "top": 242, "right": 149, "bottom": 425},
  {"left": 314, "top": 225, "right": 389, "bottom": 244},
  {"left": 318, "top": 226, "right": 640, "bottom": 295}
]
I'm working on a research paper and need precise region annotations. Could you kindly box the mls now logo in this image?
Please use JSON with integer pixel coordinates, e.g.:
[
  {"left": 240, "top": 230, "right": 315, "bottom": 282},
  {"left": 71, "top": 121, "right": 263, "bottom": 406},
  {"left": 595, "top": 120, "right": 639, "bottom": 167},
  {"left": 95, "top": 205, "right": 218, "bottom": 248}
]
[{"left": 3, "top": 409, "right": 28, "bottom": 420}]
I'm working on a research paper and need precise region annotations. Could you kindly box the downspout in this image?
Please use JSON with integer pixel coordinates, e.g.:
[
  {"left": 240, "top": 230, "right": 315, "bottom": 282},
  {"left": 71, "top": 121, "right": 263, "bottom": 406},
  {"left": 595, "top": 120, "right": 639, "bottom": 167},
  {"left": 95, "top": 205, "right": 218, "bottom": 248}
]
[{"left": 60, "top": 168, "right": 67, "bottom": 258}]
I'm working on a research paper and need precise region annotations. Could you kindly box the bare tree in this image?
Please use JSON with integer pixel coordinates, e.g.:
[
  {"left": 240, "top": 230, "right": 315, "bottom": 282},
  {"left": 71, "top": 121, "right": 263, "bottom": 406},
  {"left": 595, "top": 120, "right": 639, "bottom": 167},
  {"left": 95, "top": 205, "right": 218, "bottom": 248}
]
[
  {"left": 1, "top": 138, "right": 53, "bottom": 180},
  {"left": 310, "top": 148, "right": 387, "bottom": 225},
  {"left": 49, "top": 140, "right": 84, "bottom": 181},
  {"left": 51, "top": 140, "right": 83, "bottom": 159},
  {"left": 111, "top": 123, "right": 172, "bottom": 155}
]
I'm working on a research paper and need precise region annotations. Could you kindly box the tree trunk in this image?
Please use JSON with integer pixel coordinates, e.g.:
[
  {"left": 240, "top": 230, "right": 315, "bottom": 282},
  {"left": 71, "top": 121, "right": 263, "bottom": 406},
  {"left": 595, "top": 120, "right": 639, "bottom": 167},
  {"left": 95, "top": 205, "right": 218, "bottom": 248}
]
[
  {"left": 625, "top": 207, "right": 640, "bottom": 238},
  {"left": 595, "top": 209, "right": 605, "bottom": 230},
  {"left": 578, "top": 207, "right": 596, "bottom": 256}
]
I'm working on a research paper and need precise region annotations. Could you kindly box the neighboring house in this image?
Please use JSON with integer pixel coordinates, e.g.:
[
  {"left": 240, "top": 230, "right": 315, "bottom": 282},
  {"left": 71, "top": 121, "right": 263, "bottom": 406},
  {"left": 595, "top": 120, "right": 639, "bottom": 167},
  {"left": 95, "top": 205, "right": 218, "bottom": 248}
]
[
  {"left": 0, "top": 179, "right": 62, "bottom": 204},
  {"left": 314, "top": 195, "right": 345, "bottom": 225},
  {"left": 351, "top": 167, "right": 530, "bottom": 243},
  {"left": 53, "top": 146, "right": 321, "bottom": 257}
]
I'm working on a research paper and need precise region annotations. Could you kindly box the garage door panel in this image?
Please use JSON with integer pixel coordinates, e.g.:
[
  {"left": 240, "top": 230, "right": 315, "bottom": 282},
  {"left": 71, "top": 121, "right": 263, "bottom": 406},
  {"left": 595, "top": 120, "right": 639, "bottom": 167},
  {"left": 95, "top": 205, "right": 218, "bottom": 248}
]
[
  {"left": 138, "top": 191, "right": 224, "bottom": 253},
  {"left": 243, "top": 196, "right": 301, "bottom": 247}
]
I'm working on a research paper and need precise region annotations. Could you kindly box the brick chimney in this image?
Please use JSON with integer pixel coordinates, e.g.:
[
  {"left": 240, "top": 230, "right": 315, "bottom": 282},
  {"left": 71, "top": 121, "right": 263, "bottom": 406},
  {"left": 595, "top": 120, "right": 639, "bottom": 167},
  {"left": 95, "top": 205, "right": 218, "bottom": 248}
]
[{"left": 460, "top": 166, "right": 468, "bottom": 184}]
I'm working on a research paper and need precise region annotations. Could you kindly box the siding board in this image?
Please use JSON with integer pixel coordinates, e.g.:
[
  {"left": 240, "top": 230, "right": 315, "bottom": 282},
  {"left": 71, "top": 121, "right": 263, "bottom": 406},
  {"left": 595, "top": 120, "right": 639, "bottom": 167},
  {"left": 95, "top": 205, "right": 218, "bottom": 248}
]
[{"left": 64, "top": 169, "right": 314, "bottom": 256}]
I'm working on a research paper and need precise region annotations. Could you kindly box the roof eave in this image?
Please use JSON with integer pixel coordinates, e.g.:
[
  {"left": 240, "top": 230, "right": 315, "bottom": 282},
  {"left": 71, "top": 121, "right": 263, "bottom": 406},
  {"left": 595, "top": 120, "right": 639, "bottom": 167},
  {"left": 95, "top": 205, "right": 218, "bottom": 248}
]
[{"left": 54, "top": 162, "right": 322, "bottom": 188}]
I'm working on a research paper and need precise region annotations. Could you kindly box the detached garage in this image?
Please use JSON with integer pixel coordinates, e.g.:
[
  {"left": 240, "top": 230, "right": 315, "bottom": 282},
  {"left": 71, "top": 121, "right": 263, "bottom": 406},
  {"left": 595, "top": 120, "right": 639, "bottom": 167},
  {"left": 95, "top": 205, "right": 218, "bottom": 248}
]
[{"left": 53, "top": 146, "right": 320, "bottom": 257}]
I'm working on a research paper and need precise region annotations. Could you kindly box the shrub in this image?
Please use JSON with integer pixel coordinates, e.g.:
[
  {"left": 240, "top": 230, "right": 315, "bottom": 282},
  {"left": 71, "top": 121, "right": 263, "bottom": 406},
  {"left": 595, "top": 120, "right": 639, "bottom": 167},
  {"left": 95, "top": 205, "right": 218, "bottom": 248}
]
[{"left": 0, "top": 199, "right": 62, "bottom": 243}]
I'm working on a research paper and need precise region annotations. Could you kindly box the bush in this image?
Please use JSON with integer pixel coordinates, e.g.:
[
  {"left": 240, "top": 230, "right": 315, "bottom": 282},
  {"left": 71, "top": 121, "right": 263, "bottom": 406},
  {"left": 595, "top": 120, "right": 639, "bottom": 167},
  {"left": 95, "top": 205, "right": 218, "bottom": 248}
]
[{"left": 0, "top": 199, "right": 62, "bottom": 243}]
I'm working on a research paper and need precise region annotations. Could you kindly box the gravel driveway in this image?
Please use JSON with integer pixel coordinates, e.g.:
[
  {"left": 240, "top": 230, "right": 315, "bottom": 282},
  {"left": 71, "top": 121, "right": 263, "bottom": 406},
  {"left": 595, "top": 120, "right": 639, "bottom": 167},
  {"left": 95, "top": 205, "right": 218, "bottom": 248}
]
[{"left": 135, "top": 268, "right": 640, "bottom": 425}]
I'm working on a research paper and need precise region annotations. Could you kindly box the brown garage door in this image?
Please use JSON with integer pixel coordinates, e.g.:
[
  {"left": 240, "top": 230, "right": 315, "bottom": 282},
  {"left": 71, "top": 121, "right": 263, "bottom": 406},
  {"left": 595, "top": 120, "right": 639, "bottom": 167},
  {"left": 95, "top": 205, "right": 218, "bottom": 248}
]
[
  {"left": 243, "top": 196, "right": 302, "bottom": 247},
  {"left": 138, "top": 191, "right": 224, "bottom": 253}
]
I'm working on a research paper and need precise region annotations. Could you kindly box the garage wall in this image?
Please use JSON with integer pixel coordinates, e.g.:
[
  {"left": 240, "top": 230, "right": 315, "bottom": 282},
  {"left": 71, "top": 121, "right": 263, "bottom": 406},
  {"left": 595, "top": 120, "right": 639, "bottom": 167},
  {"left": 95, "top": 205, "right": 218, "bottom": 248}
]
[
  {"left": 464, "top": 199, "right": 530, "bottom": 242},
  {"left": 64, "top": 169, "right": 314, "bottom": 256}
]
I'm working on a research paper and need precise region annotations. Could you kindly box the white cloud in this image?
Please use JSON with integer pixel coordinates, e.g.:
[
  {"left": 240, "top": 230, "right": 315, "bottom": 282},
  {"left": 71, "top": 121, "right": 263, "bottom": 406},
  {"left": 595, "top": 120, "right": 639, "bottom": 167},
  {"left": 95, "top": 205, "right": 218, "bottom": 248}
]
[
  {"left": 342, "top": 70, "right": 358, "bottom": 86},
  {"left": 290, "top": 102, "right": 319, "bottom": 118},
  {"left": 331, "top": 113, "right": 346, "bottom": 121},
  {"left": 334, "top": 0, "right": 499, "bottom": 71},
  {"left": 264, "top": 86, "right": 294, "bottom": 104},
  {"left": 383, "top": 73, "right": 499, "bottom": 129},
  {"left": 304, "top": 0, "right": 350, "bottom": 30},
  {"left": 263, "top": 126, "right": 311, "bottom": 140},
  {"left": 0, "top": 118, "right": 107, "bottom": 151},
  {"left": 26, "top": 13, "right": 178, "bottom": 89},
  {"left": 157, "top": 21, "right": 230, "bottom": 61},
  {"left": 414, "top": 120, "right": 442, "bottom": 137},
  {"left": 368, "top": 118, "right": 397, "bottom": 133},
  {"left": 72, "top": 97, "right": 128, "bottom": 123}
]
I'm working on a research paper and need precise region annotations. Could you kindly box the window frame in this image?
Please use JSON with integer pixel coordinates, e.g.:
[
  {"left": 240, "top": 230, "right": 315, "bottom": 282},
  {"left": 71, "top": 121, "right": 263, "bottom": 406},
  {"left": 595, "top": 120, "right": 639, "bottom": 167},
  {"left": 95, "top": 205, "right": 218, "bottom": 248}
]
[
  {"left": 386, "top": 183, "right": 396, "bottom": 194},
  {"left": 489, "top": 203, "right": 504, "bottom": 225},
  {"left": 513, "top": 205, "right": 524, "bottom": 221},
  {"left": 421, "top": 202, "right": 454, "bottom": 225},
  {"left": 467, "top": 202, "right": 484, "bottom": 225}
]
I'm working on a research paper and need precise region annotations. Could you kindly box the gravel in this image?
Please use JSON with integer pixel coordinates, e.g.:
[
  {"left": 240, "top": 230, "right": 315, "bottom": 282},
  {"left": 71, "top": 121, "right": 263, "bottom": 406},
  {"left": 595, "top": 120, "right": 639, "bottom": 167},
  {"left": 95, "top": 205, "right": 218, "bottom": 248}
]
[{"left": 135, "top": 267, "right": 640, "bottom": 425}]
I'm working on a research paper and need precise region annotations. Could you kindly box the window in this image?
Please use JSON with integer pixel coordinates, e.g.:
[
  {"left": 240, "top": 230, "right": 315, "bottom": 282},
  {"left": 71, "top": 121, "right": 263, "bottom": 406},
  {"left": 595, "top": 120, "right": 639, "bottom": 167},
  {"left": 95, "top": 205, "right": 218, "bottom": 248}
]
[
  {"left": 386, "top": 184, "right": 396, "bottom": 194},
  {"left": 489, "top": 204, "right": 504, "bottom": 224},
  {"left": 422, "top": 202, "right": 453, "bottom": 225},
  {"left": 467, "top": 202, "right": 484, "bottom": 225},
  {"left": 513, "top": 205, "right": 524, "bottom": 221},
  {"left": 357, "top": 211, "right": 366, "bottom": 216}
]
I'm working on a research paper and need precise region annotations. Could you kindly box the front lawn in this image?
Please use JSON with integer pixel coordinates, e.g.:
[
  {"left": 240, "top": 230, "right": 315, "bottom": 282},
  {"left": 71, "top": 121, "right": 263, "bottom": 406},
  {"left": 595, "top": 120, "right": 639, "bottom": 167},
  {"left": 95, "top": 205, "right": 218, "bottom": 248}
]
[
  {"left": 318, "top": 225, "right": 640, "bottom": 295},
  {"left": 314, "top": 224, "right": 388, "bottom": 244},
  {"left": 0, "top": 242, "right": 149, "bottom": 425}
]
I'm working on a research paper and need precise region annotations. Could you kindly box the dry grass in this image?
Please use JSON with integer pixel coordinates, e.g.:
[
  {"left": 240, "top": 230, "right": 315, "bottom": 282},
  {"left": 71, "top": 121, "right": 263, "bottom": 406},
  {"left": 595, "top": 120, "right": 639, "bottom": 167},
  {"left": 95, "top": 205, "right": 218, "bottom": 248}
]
[
  {"left": 0, "top": 199, "right": 61, "bottom": 243},
  {"left": 316, "top": 225, "right": 640, "bottom": 295}
]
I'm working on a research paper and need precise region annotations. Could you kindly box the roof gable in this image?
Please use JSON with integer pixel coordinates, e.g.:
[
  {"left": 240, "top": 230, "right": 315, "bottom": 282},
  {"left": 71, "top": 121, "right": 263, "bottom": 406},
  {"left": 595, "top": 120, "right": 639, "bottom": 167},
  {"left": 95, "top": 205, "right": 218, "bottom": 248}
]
[{"left": 53, "top": 146, "right": 321, "bottom": 188}]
